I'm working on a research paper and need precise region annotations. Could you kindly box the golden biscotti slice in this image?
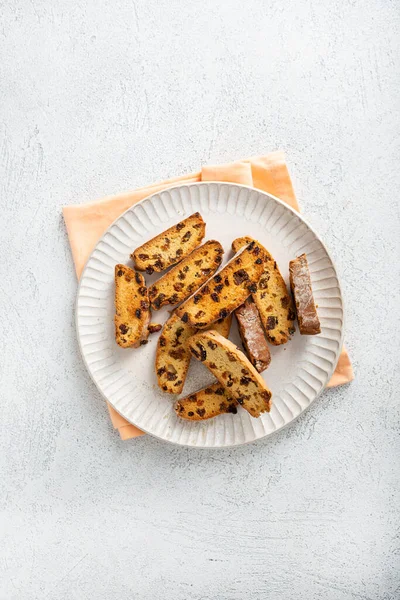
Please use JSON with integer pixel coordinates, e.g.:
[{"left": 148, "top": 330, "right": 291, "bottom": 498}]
[
  {"left": 114, "top": 264, "right": 150, "bottom": 348},
  {"left": 132, "top": 212, "right": 205, "bottom": 274},
  {"left": 174, "top": 317, "right": 234, "bottom": 420},
  {"left": 155, "top": 313, "right": 196, "bottom": 394},
  {"left": 232, "top": 237, "right": 296, "bottom": 345},
  {"left": 174, "top": 383, "right": 237, "bottom": 421},
  {"left": 187, "top": 330, "right": 272, "bottom": 417},
  {"left": 289, "top": 253, "right": 321, "bottom": 335},
  {"left": 206, "top": 314, "right": 232, "bottom": 338},
  {"left": 148, "top": 241, "right": 224, "bottom": 310},
  {"left": 175, "top": 241, "right": 266, "bottom": 328}
]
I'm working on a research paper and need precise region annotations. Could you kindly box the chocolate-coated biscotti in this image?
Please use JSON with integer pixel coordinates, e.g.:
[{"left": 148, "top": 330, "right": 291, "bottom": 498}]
[
  {"left": 289, "top": 253, "right": 321, "bottom": 335},
  {"left": 235, "top": 299, "right": 271, "bottom": 372}
]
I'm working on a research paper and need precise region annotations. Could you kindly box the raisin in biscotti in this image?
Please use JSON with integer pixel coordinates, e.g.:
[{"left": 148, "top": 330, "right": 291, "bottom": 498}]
[
  {"left": 148, "top": 323, "right": 162, "bottom": 334},
  {"left": 188, "top": 330, "right": 272, "bottom": 417},
  {"left": 289, "top": 253, "right": 321, "bottom": 335},
  {"left": 235, "top": 299, "right": 271, "bottom": 372},
  {"left": 174, "top": 383, "right": 237, "bottom": 421},
  {"left": 114, "top": 264, "right": 150, "bottom": 348},
  {"left": 232, "top": 237, "right": 295, "bottom": 345},
  {"left": 148, "top": 241, "right": 223, "bottom": 310},
  {"left": 155, "top": 313, "right": 196, "bottom": 394},
  {"left": 132, "top": 212, "right": 205, "bottom": 274},
  {"left": 175, "top": 241, "right": 266, "bottom": 328}
]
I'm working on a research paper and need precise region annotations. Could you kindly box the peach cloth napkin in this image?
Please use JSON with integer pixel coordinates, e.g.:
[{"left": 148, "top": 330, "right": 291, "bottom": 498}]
[{"left": 64, "top": 151, "right": 354, "bottom": 440}]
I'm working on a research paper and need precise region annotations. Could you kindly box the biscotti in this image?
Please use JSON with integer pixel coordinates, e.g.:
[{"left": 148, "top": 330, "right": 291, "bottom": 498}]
[
  {"left": 155, "top": 313, "right": 196, "bottom": 394},
  {"left": 175, "top": 383, "right": 237, "bottom": 421},
  {"left": 132, "top": 213, "right": 205, "bottom": 274},
  {"left": 289, "top": 253, "right": 321, "bottom": 335},
  {"left": 235, "top": 299, "right": 271, "bottom": 372},
  {"left": 114, "top": 264, "right": 150, "bottom": 348},
  {"left": 232, "top": 237, "right": 295, "bottom": 345},
  {"left": 176, "top": 241, "right": 266, "bottom": 328},
  {"left": 148, "top": 241, "right": 224, "bottom": 310},
  {"left": 206, "top": 314, "right": 232, "bottom": 338},
  {"left": 187, "top": 330, "right": 272, "bottom": 417}
]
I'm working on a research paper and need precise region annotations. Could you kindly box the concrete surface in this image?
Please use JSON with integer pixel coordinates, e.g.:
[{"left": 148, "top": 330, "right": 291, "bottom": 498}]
[{"left": 1, "top": 1, "right": 399, "bottom": 599}]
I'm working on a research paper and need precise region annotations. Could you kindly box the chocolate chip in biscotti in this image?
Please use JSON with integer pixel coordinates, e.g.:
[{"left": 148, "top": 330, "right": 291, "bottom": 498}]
[
  {"left": 174, "top": 382, "right": 238, "bottom": 421},
  {"left": 114, "top": 264, "right": 151, "bottom": 349},
  {"left": 187, "top": 330, "right": 272, "bottom": 418},
  {"left": 132, "top": 213, "right": 205, "bottom": 273},
  {"left": 235, "top": 298, "right": 271, "bottom": 373},
  {"left": 232, "top": 236, "right": 296, "bottom": 345},
  {"left": 148, "top": 241, "right": 224, "bottom": 310},
  {"left": 289, "top": 253, "right": 321, "bottom": 335},
  {"left": 155, "top": 313, "right": 196, "bottom": 394}
]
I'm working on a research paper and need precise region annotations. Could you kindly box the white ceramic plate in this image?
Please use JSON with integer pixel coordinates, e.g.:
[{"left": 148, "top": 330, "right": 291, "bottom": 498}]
[{"left": 76, "top": 182, "right": 344, "bottom": 447}]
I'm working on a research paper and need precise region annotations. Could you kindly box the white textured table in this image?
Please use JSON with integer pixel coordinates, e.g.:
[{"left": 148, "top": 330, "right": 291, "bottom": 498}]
[{"left": 1, "top": 2, "right": 399, "bottom": 599}]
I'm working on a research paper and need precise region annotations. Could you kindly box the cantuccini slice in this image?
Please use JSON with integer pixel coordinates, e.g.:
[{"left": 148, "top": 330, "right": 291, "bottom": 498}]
[
  {"left": 176, "top": 241, "right": 266, "bottom": 328},
  {"left": 155, "top": 311, "right": 232, "bottom": 395},
  {"left": 232, "top": 237, "right": 296, "bottom": 345},
  {"left": 132, "top": 212, "right": 205, "bottom": 274},
  {"left": 187, "top": 330, "right": 272, "bottom": 418},
  {"left": 235, "top": 299, "right": 271, "bottom": 372},
  {"left": 148, "top": 241, "right": 223, "bottom": 310},
  {"left": 155, "top": 313, "right": 196, "bottom": 394},
  {"left": 206, "top": 314, "right": 232, "bottom": 338},
  {"left": 289, "top": 253, "right": 321, "bottom": 335},
  {"left": 175, "top": 383, "right": 237, "bottom": 421},
  {"left": 174, "top": 315, "right": 243, "bottom": 421},
  {"left": 114, "top": 264, "right": 150, "bottom": 348}
]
